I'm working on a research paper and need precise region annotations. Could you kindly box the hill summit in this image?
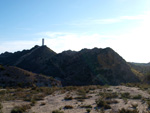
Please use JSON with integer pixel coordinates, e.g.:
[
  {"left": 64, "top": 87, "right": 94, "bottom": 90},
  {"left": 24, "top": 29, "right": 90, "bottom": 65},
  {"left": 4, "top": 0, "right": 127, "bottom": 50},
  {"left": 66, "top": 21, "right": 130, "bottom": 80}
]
[{"left": 0, "top": 46, "right": 139, "bottom": 86}]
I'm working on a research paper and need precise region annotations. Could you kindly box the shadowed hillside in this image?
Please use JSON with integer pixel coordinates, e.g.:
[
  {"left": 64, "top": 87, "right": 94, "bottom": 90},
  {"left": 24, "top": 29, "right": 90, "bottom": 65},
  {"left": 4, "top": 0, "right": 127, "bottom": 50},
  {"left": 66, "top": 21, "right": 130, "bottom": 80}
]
[
  {"left": 0, "top": 46, "right": 140, "bottom": 86},
  {"left": 15, "top": 45, "right": 57, "bottom": 73},
  {"left": 0, "top": 45, "right": 40, "bottom": 65},
  {"left": 0, "top": 65, "right": 61, "bottom": 87},
  {"left": 129, "top": 62, "right": 150, "bottom": 75},
  {"left": 49, "top": 47, "right": 140, "bottom": 85},
  {"left": 129, "top": 62, "right": 150, "bottom": 83}
]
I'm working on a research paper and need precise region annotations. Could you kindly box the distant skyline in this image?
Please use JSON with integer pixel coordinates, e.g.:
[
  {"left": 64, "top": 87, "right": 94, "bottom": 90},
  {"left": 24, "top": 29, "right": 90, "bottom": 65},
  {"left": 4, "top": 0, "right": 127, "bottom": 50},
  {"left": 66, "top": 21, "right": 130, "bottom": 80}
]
[{"left": 0, "top": 0, "right": 150, "bottom": 63}]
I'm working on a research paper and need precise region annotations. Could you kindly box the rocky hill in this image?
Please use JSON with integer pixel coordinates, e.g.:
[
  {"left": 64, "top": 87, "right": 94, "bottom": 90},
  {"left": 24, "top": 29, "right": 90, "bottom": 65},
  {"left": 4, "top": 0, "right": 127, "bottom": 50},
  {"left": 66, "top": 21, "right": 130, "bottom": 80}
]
[
  {"left": 0, "top": 65, "right": 61, "bottom": 87},
  {"left": 49, "top": 47, "right": 139, "bottom": 85},
  {"left": 129, "top": 62, "right": 150, "bottom": 75},
  {"left": 0, "top": 45, "right": 40, "bottom": 65},
  {"left": 0, "top": 46, "right": 140, "bottom": 86}
]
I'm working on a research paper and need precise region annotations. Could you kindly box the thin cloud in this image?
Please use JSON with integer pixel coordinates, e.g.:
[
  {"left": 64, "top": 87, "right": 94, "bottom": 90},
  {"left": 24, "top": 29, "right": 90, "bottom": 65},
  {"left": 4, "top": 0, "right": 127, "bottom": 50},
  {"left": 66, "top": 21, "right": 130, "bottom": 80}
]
[
  {"left": 40, "top": 32, "right": 118, "bottom": 53},
  {"left": 68, "top": 14, "right": 146, "bottom": 26},
  {"left": 0, "top": 33, "right": 112, "bottom": 53},
  {"left": 0, "top": 26, "right": 150, "bottom": 63},
  {"left": 0, "top": 12, "right": 150, "bottom": 62}
]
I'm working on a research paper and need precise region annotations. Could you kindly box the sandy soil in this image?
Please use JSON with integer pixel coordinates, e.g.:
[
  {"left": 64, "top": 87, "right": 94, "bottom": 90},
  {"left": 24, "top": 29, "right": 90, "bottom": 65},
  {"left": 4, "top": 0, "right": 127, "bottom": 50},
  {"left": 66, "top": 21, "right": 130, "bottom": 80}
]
[{"left": 2, "top": 86, "right": 150, "bottom": 113}]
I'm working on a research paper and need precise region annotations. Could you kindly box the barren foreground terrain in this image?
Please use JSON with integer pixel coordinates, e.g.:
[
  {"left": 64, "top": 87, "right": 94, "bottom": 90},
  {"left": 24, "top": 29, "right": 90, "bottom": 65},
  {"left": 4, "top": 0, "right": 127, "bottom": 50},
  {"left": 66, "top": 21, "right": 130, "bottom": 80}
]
[{"left": 1, "top": 85, "right": 150, "bottom": 113}]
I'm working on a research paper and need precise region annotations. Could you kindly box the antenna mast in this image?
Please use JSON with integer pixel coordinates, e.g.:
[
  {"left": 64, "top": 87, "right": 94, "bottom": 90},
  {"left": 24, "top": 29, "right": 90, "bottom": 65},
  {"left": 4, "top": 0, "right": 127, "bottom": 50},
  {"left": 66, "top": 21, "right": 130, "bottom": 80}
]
[{"left": 42, "top": 38, "right": 44, "bottom": 46}]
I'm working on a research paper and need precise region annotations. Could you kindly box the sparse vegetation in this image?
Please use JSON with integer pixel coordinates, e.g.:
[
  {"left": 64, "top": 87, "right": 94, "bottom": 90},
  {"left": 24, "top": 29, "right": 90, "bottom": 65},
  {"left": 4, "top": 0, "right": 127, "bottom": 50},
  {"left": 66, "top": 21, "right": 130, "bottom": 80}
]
[
  {"left": 118, "top": 108, "right": 139, "bottom": 113},
  {"left": 64, "top": 94, "right": 73, "bottom": 100},
  {"left": 11, "top": 104, "right": 31, "bottom": 113},
  {"left": 74, "top": 95, "right": 88, "bottom": 102},
  {"left": 0, "top": 86, "right": 61, "bottom": 103},
  {"left": 132, "top": 94, "right": 142, "bottom": 99},
  {"left": 64, "top": 105, "right": 73, "bottom": 109},
  {"left": 52, "top": 110, "right": 64, "bottom": 113},
  {"left": 0, "top": 65, "right": 5, "bottom": 71},
  {"left": 123, "top": 98, "right": 128, "bottom": 104},
  {"left": 0, "top": 85, "right": 150, "bottom": 112},
  {"left": 0, "top": 103, "right": 3, "bottom": 113},
  {"left": 40, "top": 102, "right": 46, "bottom": 106},
  {"left": 123, "top": 83, "right": 150, "bottom": 91},
  {"left": 77, "top": 87, "right": 87, "bottom": 96},
  {"left": 147, "top": 101, "right": 150, "bottom": 109},
  {"left": 0, "top": 103, "right": 2, "bottom": 109},
  {"left": 96, "top": 97, "right": 111, "bottom": 109},
  {"left": 63, "top": 86, "right": 77, "bottom": 91},
  {"left": 99, "top": 92, "right": 118, "bottom": 99},
  {"left": 30, "top": 98, "right": 36, "bottom": 106},
  {"left": 86, "top": 108, "right": 91, "bottom": 113},
  {"left": 120, "top": 92, "right": 130, "bottom": 99},
  {"left": 106, "top": 99, "right": 119, "bottom": 104},
  {"left": 80, "top": 105, "right": 92, "bottom": 108}
]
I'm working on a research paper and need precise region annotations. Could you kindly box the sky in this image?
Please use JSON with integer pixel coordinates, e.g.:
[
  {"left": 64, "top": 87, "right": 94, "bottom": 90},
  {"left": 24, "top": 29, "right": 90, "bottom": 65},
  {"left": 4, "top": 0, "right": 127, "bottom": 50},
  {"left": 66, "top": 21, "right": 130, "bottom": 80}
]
[{"left": 0, "top": 0, "right": 150, "bottom": 63}]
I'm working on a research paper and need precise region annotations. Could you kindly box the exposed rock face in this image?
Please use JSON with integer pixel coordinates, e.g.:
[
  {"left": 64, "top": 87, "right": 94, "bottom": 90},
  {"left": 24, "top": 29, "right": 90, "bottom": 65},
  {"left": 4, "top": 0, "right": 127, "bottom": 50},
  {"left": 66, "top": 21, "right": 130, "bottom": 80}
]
[
  {"left": 0, "top": 65, "right": 61, "bottom": 87},
  {"left": 0, "top": 46, "right": 140, "bottom": 86}
]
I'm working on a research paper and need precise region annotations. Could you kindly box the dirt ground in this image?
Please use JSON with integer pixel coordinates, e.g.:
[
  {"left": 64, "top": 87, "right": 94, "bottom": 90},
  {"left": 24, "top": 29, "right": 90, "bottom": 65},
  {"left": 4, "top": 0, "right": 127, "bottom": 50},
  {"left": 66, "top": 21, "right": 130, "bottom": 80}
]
[{"left": 2, "top": 86, "right": 150, "bottom": 113}]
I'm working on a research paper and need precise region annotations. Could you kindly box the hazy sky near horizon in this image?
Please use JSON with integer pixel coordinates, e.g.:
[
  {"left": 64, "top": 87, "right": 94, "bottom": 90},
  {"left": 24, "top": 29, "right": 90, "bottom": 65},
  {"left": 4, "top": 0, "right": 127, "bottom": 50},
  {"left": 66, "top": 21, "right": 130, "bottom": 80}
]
[{"left": 0, "top": 0, "right": 150, "bottom": 63}]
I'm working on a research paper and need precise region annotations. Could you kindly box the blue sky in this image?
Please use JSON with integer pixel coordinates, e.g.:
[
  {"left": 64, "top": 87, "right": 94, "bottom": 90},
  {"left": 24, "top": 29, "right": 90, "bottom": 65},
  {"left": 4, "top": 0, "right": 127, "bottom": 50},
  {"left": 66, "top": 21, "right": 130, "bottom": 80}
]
[{"left": 0, "top": 0, "right": 150, "bottom": 63}]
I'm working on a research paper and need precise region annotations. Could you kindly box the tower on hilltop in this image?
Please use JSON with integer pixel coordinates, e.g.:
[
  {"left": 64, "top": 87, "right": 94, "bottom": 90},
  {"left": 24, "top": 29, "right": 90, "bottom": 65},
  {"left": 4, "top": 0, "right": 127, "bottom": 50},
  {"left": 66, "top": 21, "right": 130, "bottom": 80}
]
[{"left": 42, "top": 38, "right": 44, "bottom": 46}]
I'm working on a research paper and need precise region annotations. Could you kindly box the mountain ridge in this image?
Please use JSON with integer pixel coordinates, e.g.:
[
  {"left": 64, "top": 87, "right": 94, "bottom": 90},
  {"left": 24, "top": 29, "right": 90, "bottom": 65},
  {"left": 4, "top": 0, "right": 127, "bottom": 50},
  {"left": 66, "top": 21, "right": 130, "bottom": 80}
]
[{"left": 0, "top": 45, "right": 140, "bottom": 86}]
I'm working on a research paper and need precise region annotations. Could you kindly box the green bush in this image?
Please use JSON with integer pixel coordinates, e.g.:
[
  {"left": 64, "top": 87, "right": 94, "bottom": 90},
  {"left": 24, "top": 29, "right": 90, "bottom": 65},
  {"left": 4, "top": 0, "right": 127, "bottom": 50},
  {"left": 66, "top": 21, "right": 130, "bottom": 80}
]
[
  {"left": 99, "top": 92, "right": 118, "bottom": 99},
  {"left": 121, "top": 92, "right": 130, "bottom": 99},
  {"left": 86, "top": 108, "right": 91, "bottom": 113},
  {"left": 30, "top": 98, "right": 36, "bottom": 106},
  {"left": 147, "top": 101, "right": 150, "bottom": 109},
  {"left": 123, "top": 98, "right": 128, "bottom": 104},
  {"left": 52, "top": 110, "right": 64, "bottom": 113},
  {"left": 11, "top": 104, "right": 31, "bottom": 113},
  {"left": 96, "top": 98, "right": 111, "bottom": 109},
  {"left": 0, "top": 90, "right": 6, "bottom": 95},
  {"left": 0, "top": 103, "right": 3, "bottom": 111},
  {"left": 118, "top": 108, "right": 139, "bottom": 113},
  {"left": 11, "top": 106, "right": 23, "bottom": 113},
  {"left": 0, "top": 65, "right": 5, "bottom": 71},
  {"left": 77, "top": 87, "right": 87, "bottom": 97},
  {"left": 132, "top": 94, "right": 142, "bottom": 99},
  {"left": 63, "top": 86, "right": 77, "bottom": 91},
  {"left": 74, "top": 96, "right": 87, "bottom": 102},
  {"left": 64, "top": 105, "right": 73, "bottom": 109},
  {"left": 106, "top": 100, "right": 118, "bottom": 104},
  {"left": 64, "top": 95, "right": 73, "bottom": 100},
  {"left": 40, "top": 102, "right": 46, "bottom": 106},
  {"left": 80, "top": 105, "right": 92, "bottom": 108}
]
